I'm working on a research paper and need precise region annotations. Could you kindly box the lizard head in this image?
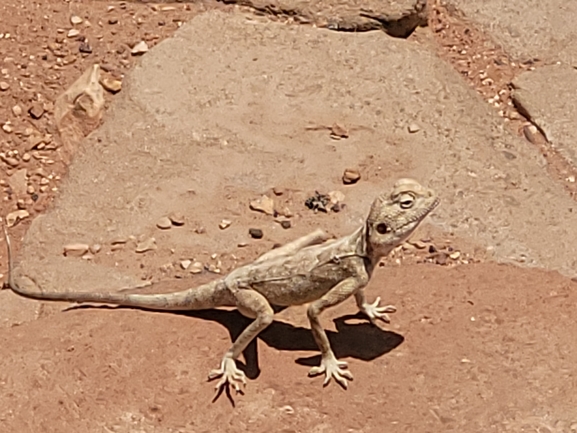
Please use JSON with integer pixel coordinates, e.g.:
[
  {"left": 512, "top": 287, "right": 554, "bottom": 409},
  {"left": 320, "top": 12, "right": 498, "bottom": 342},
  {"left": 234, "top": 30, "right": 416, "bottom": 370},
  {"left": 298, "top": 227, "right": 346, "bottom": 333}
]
[{"left": 366, "top": 178, "right": 439, "bottom": 258}]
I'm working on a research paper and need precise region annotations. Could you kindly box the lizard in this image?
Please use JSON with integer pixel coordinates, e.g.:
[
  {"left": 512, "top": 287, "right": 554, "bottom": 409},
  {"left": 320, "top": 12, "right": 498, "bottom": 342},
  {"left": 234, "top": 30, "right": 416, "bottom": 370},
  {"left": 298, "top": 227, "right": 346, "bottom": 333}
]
[{"left": 3, "top": 178, "right": 439, "bottom": 393}]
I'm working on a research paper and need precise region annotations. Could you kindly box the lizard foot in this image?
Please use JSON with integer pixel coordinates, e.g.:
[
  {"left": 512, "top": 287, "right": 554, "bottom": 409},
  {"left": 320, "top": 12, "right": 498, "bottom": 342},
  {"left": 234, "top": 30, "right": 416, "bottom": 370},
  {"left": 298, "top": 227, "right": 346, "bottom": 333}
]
[
  {"left": 208, "top": 356, "right": 247, "bottom": 393},
  {"left": 361, "top": 297, "right": 396, "bottom": 324},
  {"left": 308, "top": 354, "right": 353, "bottom": 389}
]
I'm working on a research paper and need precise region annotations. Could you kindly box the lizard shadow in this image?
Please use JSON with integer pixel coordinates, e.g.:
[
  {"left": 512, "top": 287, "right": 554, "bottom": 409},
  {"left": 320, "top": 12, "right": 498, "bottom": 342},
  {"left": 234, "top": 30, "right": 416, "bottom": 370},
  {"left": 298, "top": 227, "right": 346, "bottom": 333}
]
[
  {"left": 177, "top": 308, "right": 404, "bottom": 379},
  {"left": 67, "top": 305, "right": 403, "bottom": 381}
]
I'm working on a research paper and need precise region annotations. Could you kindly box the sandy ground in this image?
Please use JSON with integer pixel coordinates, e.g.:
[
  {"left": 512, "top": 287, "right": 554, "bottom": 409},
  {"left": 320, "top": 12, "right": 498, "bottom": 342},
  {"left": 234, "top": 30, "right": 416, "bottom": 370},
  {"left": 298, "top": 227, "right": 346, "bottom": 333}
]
[{"left": 0, "top": 1, "right": 576, "bottom": 432}]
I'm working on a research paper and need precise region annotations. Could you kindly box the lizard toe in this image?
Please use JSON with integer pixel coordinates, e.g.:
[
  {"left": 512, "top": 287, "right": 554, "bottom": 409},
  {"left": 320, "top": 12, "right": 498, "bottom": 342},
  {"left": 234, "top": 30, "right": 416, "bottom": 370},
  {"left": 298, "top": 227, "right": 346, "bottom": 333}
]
[
  {"left": 310, "top": 355, "right": 353, "bottom": 388},
  {"left": 208, "top": 356, "right": 247, "bottom": 393}
]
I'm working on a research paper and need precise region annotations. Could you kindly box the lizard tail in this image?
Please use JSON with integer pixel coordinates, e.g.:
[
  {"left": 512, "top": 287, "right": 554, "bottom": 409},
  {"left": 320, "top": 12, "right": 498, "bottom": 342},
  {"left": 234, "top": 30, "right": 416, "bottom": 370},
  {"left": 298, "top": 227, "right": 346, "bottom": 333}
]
[{"left": 2, "top": 225, "right": 231, "bottom": 311}]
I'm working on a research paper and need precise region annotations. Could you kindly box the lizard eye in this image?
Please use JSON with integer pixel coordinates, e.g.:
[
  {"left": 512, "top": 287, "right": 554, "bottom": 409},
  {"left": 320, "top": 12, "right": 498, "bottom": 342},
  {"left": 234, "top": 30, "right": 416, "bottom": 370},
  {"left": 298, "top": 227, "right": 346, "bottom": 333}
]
[
  {"left": 399, "top": 193, "right": 415, "bottom": 209},
  {"left": 376, "top": 223, "right": 388, "bottom": 234}
]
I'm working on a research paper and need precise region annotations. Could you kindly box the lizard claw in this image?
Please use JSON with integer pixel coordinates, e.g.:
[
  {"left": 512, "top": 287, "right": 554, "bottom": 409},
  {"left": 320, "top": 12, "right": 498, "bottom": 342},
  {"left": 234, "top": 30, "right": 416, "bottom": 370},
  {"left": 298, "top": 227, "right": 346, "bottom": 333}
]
[
  {"left": 361, "top": 297, "right": 396, "bottom": 324},
  {"left": 208, "top": 356, "right": 247, "bottom": 394},
  {"left": 308, "top": 354, "right": 353, "bottom": 389}
]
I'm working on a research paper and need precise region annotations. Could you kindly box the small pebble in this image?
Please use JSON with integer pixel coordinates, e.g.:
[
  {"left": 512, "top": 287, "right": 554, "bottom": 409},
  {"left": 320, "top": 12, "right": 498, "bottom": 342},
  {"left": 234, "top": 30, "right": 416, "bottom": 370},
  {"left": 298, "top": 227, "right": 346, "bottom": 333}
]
[
  {"left": 11, "top": 105, "right": 22, "bottom": 116},
  {"left": 342, "top": 168, "right": 361, "bottom": 185},
  {"left": 67, "top": 29, "right": 80, "bottom": 38},
  {"left": 89, "top": 244, "right": 102, "bottom": 254},
  {"left": 168, "top": 212, "right": 185, "bottom": 226},
  {"left": 219, "top": 219, "right": 231, "bottom": 230},
  {"left": 70, "top": 15, "right": 83, "bottom": 25},
  {"left": 411, "top": 240, "right": 428, "bottom": 249},
  {"left": 156, "top": 216, "right": 172, "bottom": 230},
  {"left": 189, "top": 261, "right": 203, "bottom": 274},
  {"left": 63, "top": 243, "right": 90, "bottom": 257},
  {"left": 249, "top": 228, "right": 263, "bottom": 239},
  {"left": 272, "top": 187, "right": 285, "bottom": 196},
  {"left": 407, "top": 123, "right": 421, "bottom": 133},
  {"left": 523, "top": 124, "right": 539, "bottom": 144},
  {"left": 135, "top": 238, "right": 157, "bottom": 253},
  {"left": 0, "top": 81, "right": 9, "bottom": 91},
  {"left": 449, "top": 251, "right": 461, "bottom": 260},
  {"left": 180, "top": 260, "right": 192, "bottom": 270},
  {"left": 100, "top": 77, "right": 122, "bottom": 93},
  {"left": 28, "top": 103, "right": 45, "bottom": 119}
]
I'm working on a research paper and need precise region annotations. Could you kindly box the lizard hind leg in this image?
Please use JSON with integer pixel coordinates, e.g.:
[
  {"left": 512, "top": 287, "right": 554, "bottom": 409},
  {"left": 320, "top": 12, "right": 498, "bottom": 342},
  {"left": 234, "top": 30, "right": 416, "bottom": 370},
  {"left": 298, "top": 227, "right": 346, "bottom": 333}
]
[{"left": 208, "top": 289, "right": 274, "bottom": 394}]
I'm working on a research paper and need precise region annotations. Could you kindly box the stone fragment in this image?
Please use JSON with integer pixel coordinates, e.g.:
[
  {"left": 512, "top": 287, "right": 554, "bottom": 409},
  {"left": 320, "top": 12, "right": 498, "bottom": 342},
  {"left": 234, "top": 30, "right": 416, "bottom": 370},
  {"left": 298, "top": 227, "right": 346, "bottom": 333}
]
[
  {"left": 79, "top": 41, "right": 92, "bottom": 54},
  {"left": 305, "top": 192, "right": 330, "bottom": 213},
  {"left": 407, "top": 123, "right": 420, "bottom": 133},
  {"left": 70, "top": 15, "right": 83, "bottom": 25},
  {"left": 328, "top": 190, "right": 345, "bottom": 212},
  {"left": 9, "top": 169, "right": 28, "bottom": 197},
  {"left": 0, "top": 81, "right": 9, "bottom": 91},
  {"left": 63, "top": 243, "right": 90, "bottom": 256},
  {"left": 329, "top": 123, "right": 349, "bottom": 140},
  {"left": 54, "top": 64, "right": 105, "bottom": 164},
  {"left": 0, "top": 153, "right": 19, "bottom": 167},
  {"left": 249, "top": 195, "right": 275, "bottom": 215},
  {"left": 67, "top": 29, "right": 80, "bottom": 38},
  {"left": 180, "top": 260, "right": 191, "bottom": 270},
  {"left": 135, "top": 237, "right": 157, "bottom": 253},
  {"left": 131, "top": 41, "right": 149, "bottom": 55},
  {"left": 5, "top": 210, "right": 29, "bottom": 227},
  {"left": 100, "top": 77, "right": 122, "bottom": 93}
]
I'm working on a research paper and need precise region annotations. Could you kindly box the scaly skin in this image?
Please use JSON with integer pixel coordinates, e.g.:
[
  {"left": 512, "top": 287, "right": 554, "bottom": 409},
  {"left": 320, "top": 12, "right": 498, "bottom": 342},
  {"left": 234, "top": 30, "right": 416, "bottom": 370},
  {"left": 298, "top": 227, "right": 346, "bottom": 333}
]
[{"left": 3, "top": 178, "right": 439, "bottom": 393}]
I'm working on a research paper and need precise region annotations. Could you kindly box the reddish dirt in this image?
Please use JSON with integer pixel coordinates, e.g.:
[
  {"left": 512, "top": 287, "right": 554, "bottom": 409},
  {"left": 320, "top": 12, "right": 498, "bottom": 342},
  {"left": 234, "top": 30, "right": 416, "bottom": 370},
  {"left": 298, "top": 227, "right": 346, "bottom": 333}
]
[
  {"left": 1, "top": 263, "right": 576, "bottom": 431},
  {"left": 1, "top": 1, "right": 576, "bottom": 431}
]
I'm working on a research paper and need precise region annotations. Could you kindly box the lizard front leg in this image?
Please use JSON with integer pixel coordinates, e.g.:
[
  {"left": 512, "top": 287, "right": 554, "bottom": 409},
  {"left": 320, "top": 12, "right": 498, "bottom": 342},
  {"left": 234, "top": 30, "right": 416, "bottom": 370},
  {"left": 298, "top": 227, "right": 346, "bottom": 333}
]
[
  {"left": 208, "top": 288, "right": 274, "bottom": 393},
  {"left": 354, "top": 289, "right": 396, "bottom": 325},
  {"left": 306, "top": 276, "right": 368, "bottom": 389}
]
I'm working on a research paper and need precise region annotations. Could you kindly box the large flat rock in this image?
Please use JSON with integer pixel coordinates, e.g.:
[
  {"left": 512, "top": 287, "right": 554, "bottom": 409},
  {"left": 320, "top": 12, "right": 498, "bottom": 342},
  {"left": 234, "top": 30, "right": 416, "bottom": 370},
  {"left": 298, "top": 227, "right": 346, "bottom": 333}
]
[
  {"left": 7, "top": 10, "right": 577, "bottom": 314},
  {"left": 446, "top": 0, "right": 577, "bottom": 65},
  {"left": 223, "top": 0, "right": 428, "bottom": 36},
  {"left": 512, "top": 64, "right": 577, "bottom": 168}
]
